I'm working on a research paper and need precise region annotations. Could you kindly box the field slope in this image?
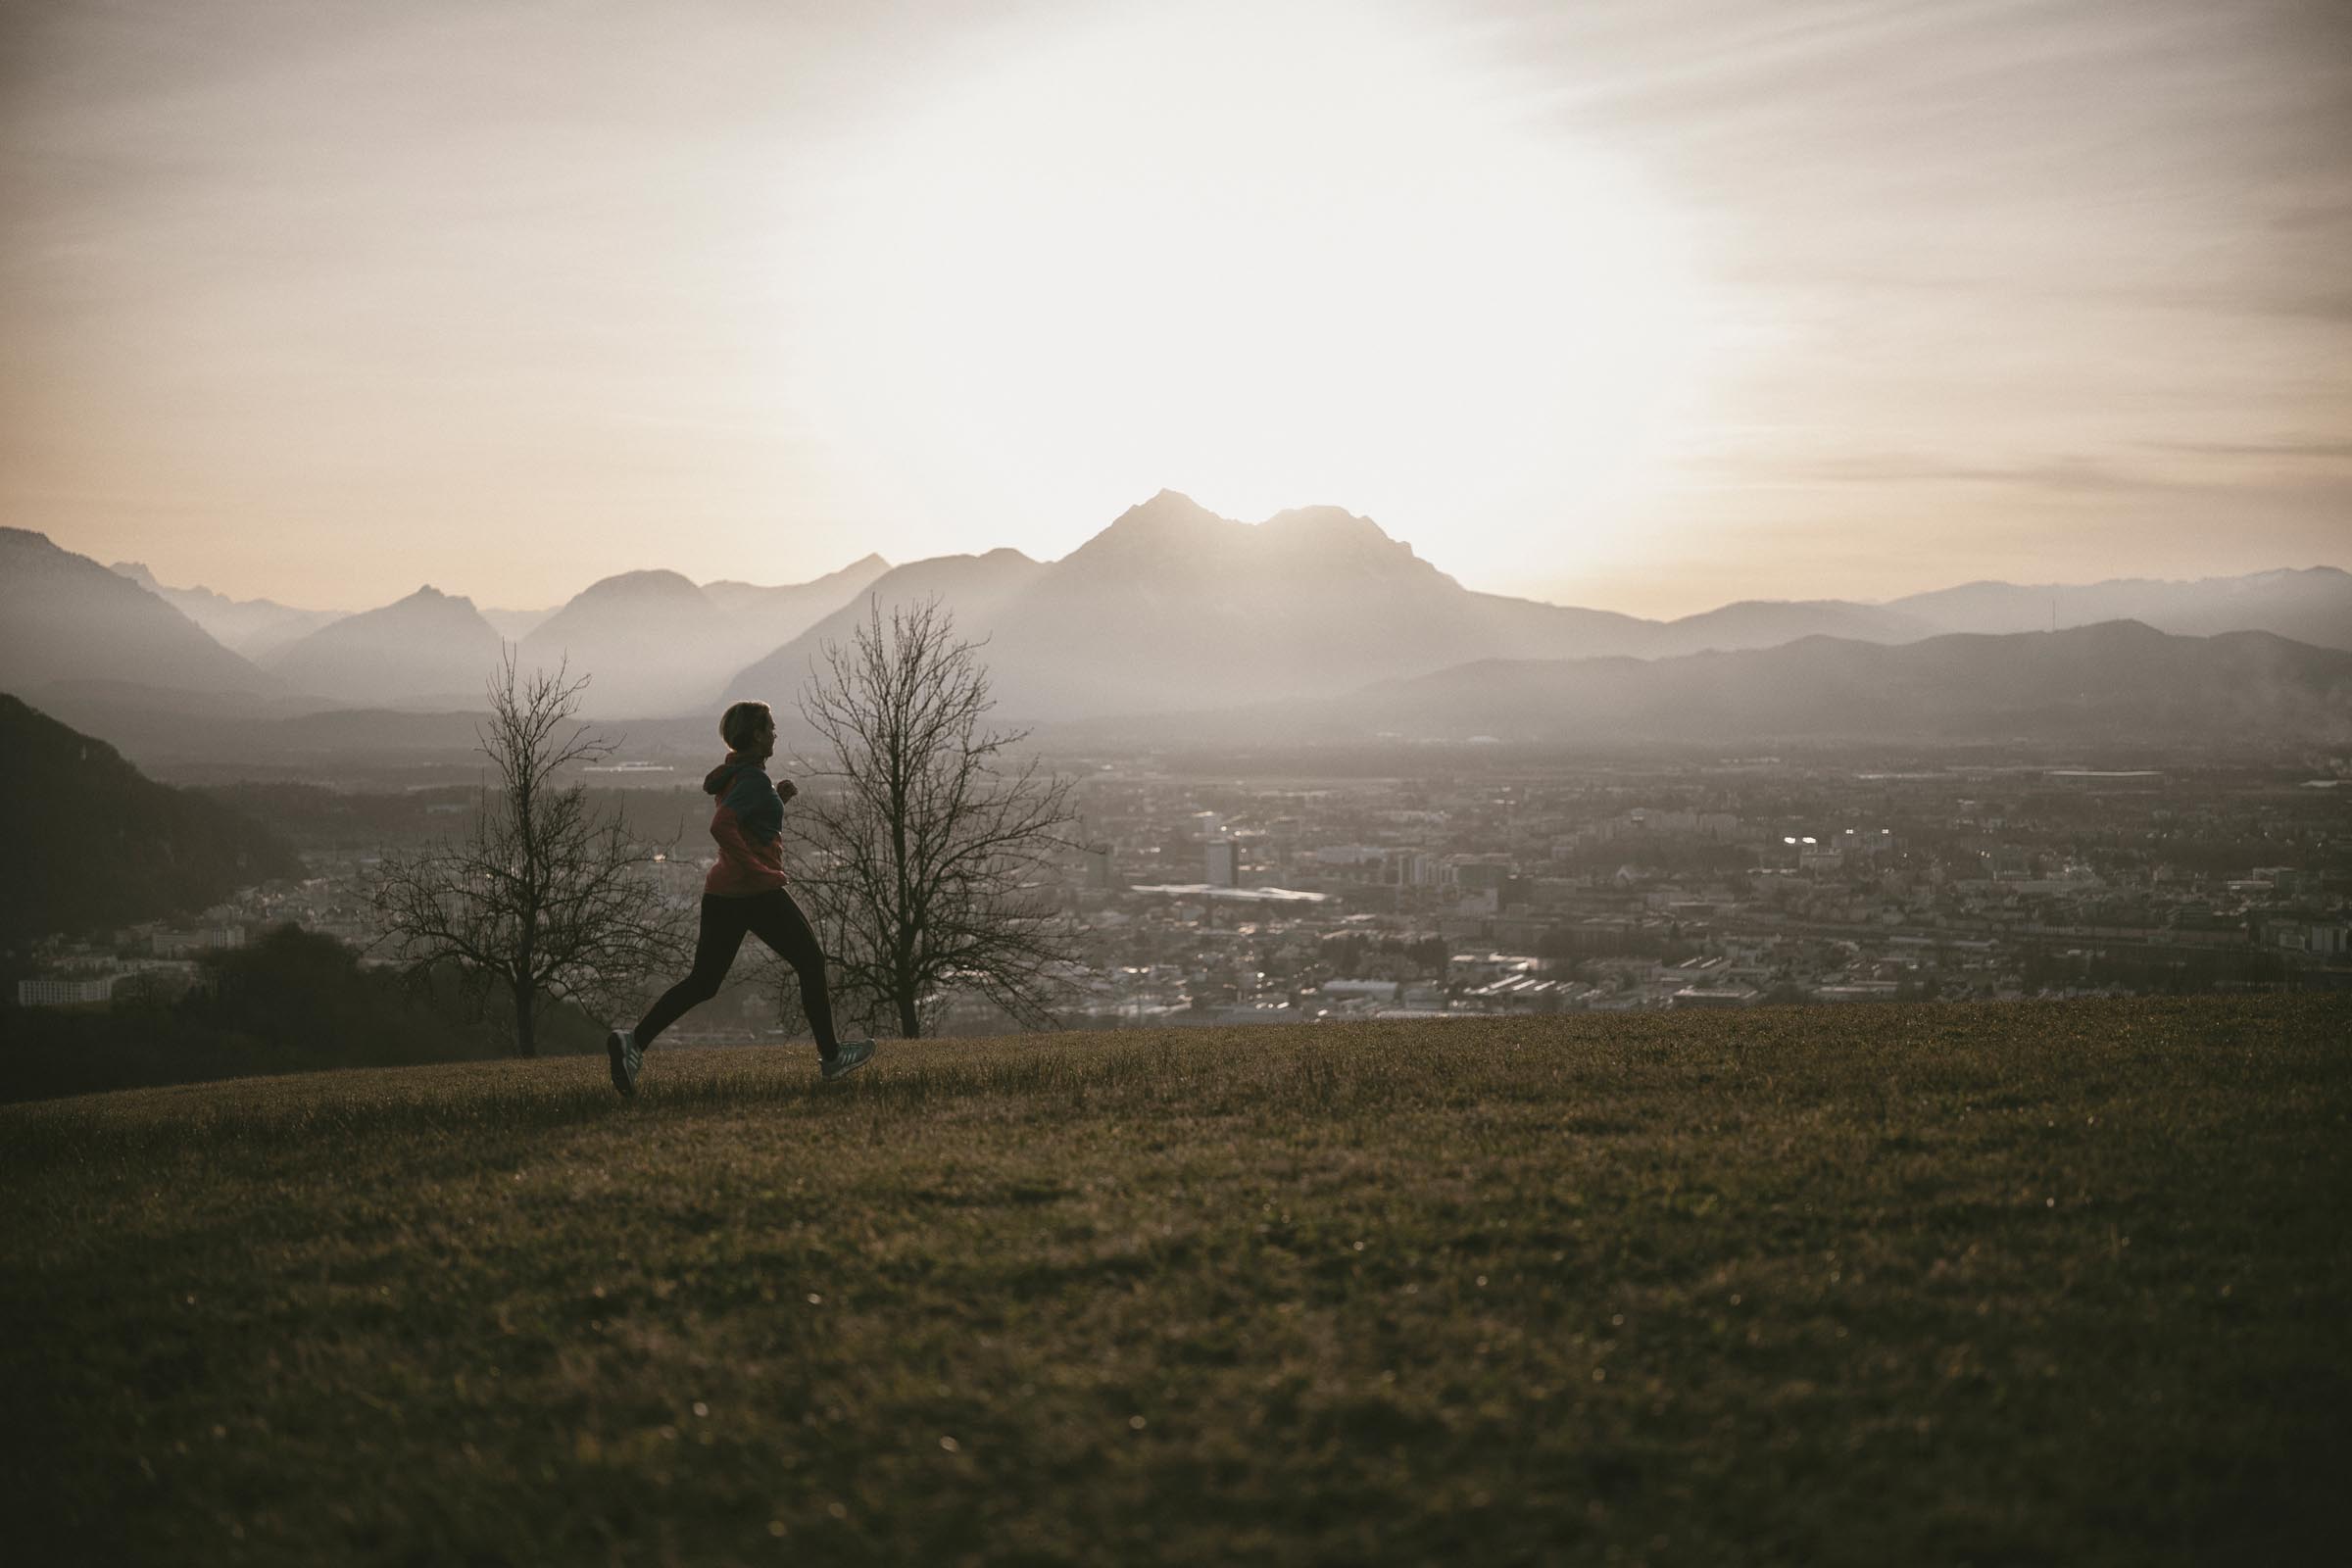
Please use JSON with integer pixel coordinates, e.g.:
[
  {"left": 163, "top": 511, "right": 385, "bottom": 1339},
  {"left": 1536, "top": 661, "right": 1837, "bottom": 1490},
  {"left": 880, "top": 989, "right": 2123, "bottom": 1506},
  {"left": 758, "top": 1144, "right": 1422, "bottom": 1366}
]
[{"left": 5, "top": 997, "right": 2348, "bottom": 1565}]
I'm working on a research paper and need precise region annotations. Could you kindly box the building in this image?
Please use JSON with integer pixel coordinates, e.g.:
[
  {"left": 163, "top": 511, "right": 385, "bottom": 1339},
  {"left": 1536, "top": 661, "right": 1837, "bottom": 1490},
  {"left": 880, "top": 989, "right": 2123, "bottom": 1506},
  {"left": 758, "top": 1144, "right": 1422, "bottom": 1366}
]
[
  {"left": 149, "top": 925, "right": 246, "bottom": 957},
  {"left": 1447, "top": 952, "right": 1542, "bottom": 986},
  {"left": 1388, "top": 850, "right": 1444, "bottom": 887},
  {"left": 17, "top": 976, "right": 120, "bottom": 1006},
  {"left": 1321, "top": 978, "right": 1401, "bottom": 1001},
  {"left": 1670, "top": 984, "right": 1760, "bottom": 1008},
  {"left": 1452, "top": 858, "right": 1512, "bottom": 893}
]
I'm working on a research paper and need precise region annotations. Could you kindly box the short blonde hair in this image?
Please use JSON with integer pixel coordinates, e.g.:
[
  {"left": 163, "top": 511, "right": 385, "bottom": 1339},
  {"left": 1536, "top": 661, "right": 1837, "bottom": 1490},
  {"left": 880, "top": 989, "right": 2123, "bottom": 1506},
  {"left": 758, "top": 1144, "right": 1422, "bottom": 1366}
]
[{"left": 719, "top": 701, "right": 772, "bottom": 751}]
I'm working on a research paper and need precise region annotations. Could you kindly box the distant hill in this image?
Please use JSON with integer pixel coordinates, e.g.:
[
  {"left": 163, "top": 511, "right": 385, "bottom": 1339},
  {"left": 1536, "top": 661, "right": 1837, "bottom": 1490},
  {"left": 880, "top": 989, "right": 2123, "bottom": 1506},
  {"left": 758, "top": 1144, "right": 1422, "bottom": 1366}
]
[
  {"left": 1328, "top": 621, "right": 2352, "bottom": 746},
  {"left": 1886, "top": 567, "right": 2352, "bottom": 649},
  {"left": 261, "top": 586, "right": 509, "bottom": 708},
  {"left": 520, "top": 555, "right": 889, "bottom": 717},
  {"left": 1648, "top": 599, "right": 1939, "bottom": 657},
  {"left": 1093, "top": 621, "right": 2352, "bottom": 748},
  {"left": 1, "top": 529, "right": 273, "bottom": 700},
  {"left": 702, "top": 553, "right": 892, "bottom": 620},
  {"left": 725, "top": 546, "right": 1052, "bottom": 708},
  {"left": 519, "top": 569, "right": 728, "bottom": 717},
  {"left": 0, "top": 694, "right": 303, "bottom": 944},
  {"left": 0, "top": 684, "right": 628, "bottom": 778},
  {"left": 524, "top": 552, "right": 889, "bottom": 719},
  {"left": 108, "top": 562, "right": 345, "bottom": 661}
]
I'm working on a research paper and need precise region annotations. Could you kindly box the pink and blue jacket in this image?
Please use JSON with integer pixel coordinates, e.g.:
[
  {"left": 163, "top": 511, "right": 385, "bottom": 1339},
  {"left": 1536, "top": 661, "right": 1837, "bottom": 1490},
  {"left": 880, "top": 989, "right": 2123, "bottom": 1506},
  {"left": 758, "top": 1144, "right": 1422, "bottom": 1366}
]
[{"left": 702, "top": 753, "right": 792, "bottom": 897}]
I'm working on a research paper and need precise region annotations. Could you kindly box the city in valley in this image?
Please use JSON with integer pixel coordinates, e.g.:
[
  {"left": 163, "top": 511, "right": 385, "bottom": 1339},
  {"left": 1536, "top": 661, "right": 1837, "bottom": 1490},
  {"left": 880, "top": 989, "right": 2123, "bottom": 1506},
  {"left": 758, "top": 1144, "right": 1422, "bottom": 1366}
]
[{"left": 24, "top": 745, "right": 2349, "bottom": 1039}]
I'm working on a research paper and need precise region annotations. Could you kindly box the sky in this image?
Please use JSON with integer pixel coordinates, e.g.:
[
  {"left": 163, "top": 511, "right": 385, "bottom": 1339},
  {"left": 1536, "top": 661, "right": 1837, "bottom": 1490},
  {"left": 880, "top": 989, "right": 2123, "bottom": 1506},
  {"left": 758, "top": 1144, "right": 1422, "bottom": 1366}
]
[{"left": 3, "top": 0, "right": 2347, "bottom": 618}]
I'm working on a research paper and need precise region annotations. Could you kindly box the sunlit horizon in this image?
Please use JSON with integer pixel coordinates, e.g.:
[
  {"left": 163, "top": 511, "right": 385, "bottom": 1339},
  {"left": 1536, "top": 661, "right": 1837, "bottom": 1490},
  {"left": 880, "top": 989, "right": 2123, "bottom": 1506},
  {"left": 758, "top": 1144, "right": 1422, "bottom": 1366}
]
[
  {"left": 788, "top": 0, "right": 1726, "bottom": 600},
  {"left": 5, "top": 0, "right": 2346, "bottom": 619}
]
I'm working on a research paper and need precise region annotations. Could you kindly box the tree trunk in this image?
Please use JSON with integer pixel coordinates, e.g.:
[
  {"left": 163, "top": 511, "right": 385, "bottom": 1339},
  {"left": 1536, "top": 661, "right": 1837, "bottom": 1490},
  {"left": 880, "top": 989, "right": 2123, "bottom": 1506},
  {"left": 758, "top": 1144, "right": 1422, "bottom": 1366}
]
[
  {"left": 513, "top": 976, "right": 538, "bottom": 1058},
  {"left": 895, "top": 986, "right": 921, "bottom": 1041}
]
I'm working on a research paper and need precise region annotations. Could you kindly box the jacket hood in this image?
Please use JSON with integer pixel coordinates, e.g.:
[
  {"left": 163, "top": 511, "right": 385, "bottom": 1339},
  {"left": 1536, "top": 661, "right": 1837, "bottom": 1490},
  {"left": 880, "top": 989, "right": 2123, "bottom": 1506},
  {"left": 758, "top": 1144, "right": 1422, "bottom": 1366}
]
[{"left": 704, "top": 753, "right": 764, "bottom": 796}]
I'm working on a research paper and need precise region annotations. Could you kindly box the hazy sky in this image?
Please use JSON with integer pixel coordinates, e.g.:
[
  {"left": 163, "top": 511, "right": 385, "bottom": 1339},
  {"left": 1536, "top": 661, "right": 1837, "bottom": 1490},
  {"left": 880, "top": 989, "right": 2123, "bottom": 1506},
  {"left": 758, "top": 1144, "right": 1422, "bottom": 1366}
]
[{"left": 5, "top": 0, "right": 2347, "bottom": 617}]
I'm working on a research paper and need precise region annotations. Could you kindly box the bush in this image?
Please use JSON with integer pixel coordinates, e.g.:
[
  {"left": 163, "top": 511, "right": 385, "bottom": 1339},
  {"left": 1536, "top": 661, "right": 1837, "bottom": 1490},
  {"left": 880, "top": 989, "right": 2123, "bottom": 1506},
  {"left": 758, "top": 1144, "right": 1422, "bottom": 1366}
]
[{"left": 0, "top": 925, "right": 606, "bottom": 1102}]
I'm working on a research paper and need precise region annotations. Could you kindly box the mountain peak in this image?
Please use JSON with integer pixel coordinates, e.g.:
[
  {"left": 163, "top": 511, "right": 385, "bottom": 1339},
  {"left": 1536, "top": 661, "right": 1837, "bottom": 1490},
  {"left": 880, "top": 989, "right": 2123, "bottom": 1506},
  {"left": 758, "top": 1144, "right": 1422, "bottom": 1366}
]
[
  {"left": 261, "top": 584, "right": 502, "bottom": 703},
  {"left": 112, "top": 561, "right": 162, "bottom": 590},
  {"left": 1113, "top": 488, "right": 1225, "bottom": 530},
  {"left": 1260, "top": 504, "right": 1410, "bottom": 549},
  {"left": 1257, "top": 504, "right": 1446, "bottom": 582},
  {"left": 2054, "top": 617, "right": 2167, "bottom": 641},
  {"left": 812, "top": 551, "right": 897, "bottom": 586},
  {"left": 1260, "top": 503, "right": 1377, "bottom": 530},
  {"left": 570, "top": 568, "right": 707, "bottom": 607},
  {"left": 387, "top": 585, "right": 482, "bottom": 614},
  {"left": 1057, "top": 490, "right": 1240, "bottom": 569}
]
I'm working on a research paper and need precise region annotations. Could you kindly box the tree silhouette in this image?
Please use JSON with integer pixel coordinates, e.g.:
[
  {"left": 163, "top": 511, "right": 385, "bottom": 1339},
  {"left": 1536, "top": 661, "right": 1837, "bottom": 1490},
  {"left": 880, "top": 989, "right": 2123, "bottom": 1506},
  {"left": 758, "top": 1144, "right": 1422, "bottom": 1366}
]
[
  {"left": 784, "top": 599, "right": 1080, "bottom": 1039},
  {"left": 371, "top": 654, "right": 684, "bottom": 1056}
]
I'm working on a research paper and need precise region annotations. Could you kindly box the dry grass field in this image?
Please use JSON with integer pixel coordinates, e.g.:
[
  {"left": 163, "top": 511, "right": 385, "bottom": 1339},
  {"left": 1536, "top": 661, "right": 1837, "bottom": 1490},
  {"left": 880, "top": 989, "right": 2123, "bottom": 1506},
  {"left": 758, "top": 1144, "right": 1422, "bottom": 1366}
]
[{"left": 4, "top": 995, "right": 2347, "bottom": 1565}]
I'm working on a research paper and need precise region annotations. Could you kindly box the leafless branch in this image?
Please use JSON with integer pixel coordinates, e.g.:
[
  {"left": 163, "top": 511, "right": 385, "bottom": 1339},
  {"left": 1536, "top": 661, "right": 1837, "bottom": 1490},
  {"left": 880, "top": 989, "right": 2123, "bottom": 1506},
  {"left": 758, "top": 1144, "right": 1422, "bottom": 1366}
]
[
  {"left": 369, "top": 651, "right": 688, "bottom": 1056},
  {"left": 783, "top": 597, "right": 1083, "bottom": 1039}
]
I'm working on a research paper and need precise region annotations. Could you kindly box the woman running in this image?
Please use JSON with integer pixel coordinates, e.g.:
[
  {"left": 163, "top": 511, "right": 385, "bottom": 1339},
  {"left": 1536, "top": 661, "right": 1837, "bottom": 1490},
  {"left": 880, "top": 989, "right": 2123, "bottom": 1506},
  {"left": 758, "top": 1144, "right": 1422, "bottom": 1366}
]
[{"left": 606, "top": 700, "right": 874, "bottom": 1096}]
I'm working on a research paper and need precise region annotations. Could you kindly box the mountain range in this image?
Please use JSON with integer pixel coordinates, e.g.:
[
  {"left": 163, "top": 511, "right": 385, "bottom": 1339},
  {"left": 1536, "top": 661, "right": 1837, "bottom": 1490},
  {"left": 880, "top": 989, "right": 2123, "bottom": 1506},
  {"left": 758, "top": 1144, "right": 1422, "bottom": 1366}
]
[
  {"left": 1888, "top": 571, "right": 2352, "bottom": 646},
  {"left": 109, "top": 561, "right": 345, "bottom": 661},
  {"left": 726, "top": 489, "right": 2348, "bottom": 721},
  {"left": 1082, "top": 620, "right": 2352, "bottom": 750},
  {"left": 84, "top": 552, "right": 896, "bottom": 716},
  {"left": 730, "top": 494, "right": 1643, "bottom": 717},
  {"left": 3, "top": 496, "right": 2344, "bottom": 762}
]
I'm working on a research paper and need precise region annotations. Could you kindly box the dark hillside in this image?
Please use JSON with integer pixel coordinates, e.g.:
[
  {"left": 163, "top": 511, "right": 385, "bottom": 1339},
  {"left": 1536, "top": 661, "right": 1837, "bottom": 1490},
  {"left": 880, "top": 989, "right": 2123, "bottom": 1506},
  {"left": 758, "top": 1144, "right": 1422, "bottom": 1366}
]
[
  {"left": 3, "top": 997, "right": 2343, "bottom": 1564},
  {"left": 0, "top": 695, "right": 302, "bottom": 944}
]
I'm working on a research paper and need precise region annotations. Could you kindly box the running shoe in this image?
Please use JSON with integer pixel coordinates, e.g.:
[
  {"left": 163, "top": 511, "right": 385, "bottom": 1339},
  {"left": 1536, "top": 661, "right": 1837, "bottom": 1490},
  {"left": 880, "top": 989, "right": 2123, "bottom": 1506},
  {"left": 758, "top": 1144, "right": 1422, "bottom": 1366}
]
[
  {"left": 821, "top": 1037, "right": 877, "bottom": 1082},
  {"left": 607, "top": 1028, "right": 642, "bottom": 1098}
]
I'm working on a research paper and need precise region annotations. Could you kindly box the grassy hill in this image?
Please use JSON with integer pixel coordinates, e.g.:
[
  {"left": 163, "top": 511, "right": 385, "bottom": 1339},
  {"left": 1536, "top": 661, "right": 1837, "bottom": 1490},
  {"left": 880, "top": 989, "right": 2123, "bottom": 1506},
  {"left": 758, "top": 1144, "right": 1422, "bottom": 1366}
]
[{"left": 5, "top": 998, "right": 2347, "bottom": 1565}]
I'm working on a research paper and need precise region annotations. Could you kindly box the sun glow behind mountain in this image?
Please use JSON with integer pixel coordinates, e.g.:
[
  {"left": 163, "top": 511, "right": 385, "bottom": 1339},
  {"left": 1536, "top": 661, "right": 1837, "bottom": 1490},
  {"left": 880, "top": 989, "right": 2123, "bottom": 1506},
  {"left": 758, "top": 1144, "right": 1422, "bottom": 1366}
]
[{"left": 789, "top": 1, "right": 1722, "bottom": 575}]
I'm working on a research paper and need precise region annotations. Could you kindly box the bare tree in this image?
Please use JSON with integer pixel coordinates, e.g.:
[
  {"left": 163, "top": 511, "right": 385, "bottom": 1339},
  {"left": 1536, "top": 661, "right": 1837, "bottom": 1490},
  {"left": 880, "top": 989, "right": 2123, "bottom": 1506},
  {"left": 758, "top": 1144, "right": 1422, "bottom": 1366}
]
[
  {"left": 785, "top": 599, "right": 1081, "bottom": 1039},
  {"left": 371, "top": 653, "right": 685, "bottom": 1057}
]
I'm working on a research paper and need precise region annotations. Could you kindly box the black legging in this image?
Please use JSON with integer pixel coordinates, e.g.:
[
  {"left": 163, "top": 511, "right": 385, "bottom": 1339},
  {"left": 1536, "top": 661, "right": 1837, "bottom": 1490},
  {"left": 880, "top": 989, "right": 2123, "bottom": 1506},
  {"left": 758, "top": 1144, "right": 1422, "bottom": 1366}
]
[{"left": 635, "top": 890, "right": 839, "bottom": 1056}]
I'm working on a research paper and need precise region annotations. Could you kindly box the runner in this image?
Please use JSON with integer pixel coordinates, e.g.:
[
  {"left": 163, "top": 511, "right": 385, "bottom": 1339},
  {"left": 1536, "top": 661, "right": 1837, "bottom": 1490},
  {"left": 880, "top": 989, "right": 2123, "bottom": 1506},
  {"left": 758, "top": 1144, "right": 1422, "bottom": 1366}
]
[{"left": 606, "top": 701, "right": 874, "bottom": 1096}]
